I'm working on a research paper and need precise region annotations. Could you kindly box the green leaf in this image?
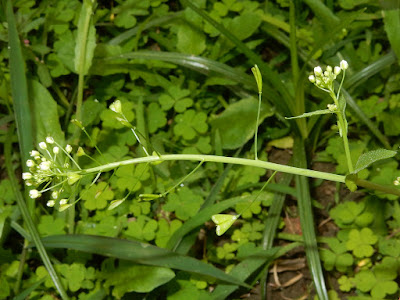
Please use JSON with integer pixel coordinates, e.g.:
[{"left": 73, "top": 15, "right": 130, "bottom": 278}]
[
  {"left": 30, "top": 80, "right": 65, "bottom": 144},
  {"left": 147, "top": 103, "right": 167, "bottom": 133},
  {"left": 75, "top": 0, "right": 96, "bottom": 75},
  {"left": 173, "top": 110, "right": 208, "bottom": 140},
  {"left": 102, "top": 263, "right": 174, "bottom": 297},
  {"left": 285, "top": 109, "right": 333, "bottom": 120},
  {"left": 40, "top": 234, "right": 251, "bottom": 288},
  {"left": 211, "top": 97, "right": 273, "bottom": 149},
  {"left": 38, "top": 216, "right": 66, "bottom": 237},
  {"left": 383, "top": 8, "right": 400, "bottom": 61},
  {"left": 124, "top": 215, "right": 158, "bottom": 242},
  {"left": 81, "top": 182, "right": 114, "bottom": 210},
  {"left": 176, "top": 24, "right": 206, "bottom": 55},
  {"left": 346, "top": 228, "right": 378, "bottom": 258},
  {"left": 354, "top": 149, "right": 397, "bottom": 174},
  {"left": 163, "top": 187, "right": 204, "bottom": 221},
  {"left": 211, "top": 214, "right": 238, "bottom": 236}
]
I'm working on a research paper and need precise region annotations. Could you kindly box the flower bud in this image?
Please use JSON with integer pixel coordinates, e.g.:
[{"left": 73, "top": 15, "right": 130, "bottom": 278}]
[
  {"left": 46, "top": 137, "right": 55, "bottom": 144},
  {"left": 308, "top": 75, "right": 316, "bottom": 83},
  {"left": 39, "top": 161, "right": 51, "bottom": 171},
  {"left": 77, "top": 147, "right": 85, "bottom": 157},
  {"left": 26, "top": 159, "right": 35, "bottom": 167},
  {"left": 314, "top": 66, "right": 322, "bottom": 76},
  {"left": 334, "top": 66, "right": 341, "bottom": 75},
  {"left": 53, "top": 146, "right": 60, "bottom": 154},
  {"left": 39, "top": 142, "right": 47, "bottom": 150},
  {"left": 29, "top": 189, "right": 42, "bottom": 199},
  {"left": 67, "top": 173, "right": 82, "bottom": 185},
  {"left": 59, "top": 199, "right": 68, "bottom": 205},
  {"left": 326, "top": 66, "right": 332, "bottom": 73},
  {"left": 30, "top": 150, "right": 40, "bottom": 157},
  {"left": 51, "top": 191, "right": 59, "bottom": 199},
  {"left": 22, "top": 172, "right": 32, "bottom": 180},
  {"left": 66, "top": 144, "right": 72, "bottom": 153},
  {"left": 340, "top": 60, "right": 348, "bottom": 70},
  {"left": 46, "top": 200, "right": 55, "bottom": 207}
]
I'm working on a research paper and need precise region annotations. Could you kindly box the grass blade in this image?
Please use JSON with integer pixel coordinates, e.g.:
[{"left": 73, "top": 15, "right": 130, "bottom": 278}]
[
  {"left": 39, "top": 234, "right": 251, "bottom": 288},
  {"left": 5, "top": 127, "right": 69, "bottom": 300},
  {"left": 293, "top": 138, "right": 328, "bottom": 300},
  {"left": 6, "top": 0, "right": 33, "bottom": 166},
  {"left": 383, "top": 8, "right": 400, "bottom": 60}
]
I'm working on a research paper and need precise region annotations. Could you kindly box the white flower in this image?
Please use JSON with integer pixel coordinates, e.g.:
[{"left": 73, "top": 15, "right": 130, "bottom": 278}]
[
  {"left": 46, "top": 137, "right": 55, "bottom": 144},
  {"left": 29, "top": 189, "right": 42, "bottom": 199},
  {"left": 53, "top": 146, "right": 60, "bottom": 154},
  {"left": 340, "top": 60, "right": 348, "bottom": 70},
  {"left": 46, "top": 200, "right": 55, "bottom": 207},
  {"left": 59, "top": 199, "right": 68, "bottom": 205},
  {"left": 308, "top": 75, "right": 315, "bottom": 83},
  {"left": 39, "top": 161, "right": 51, "bottom": 171},
  {"left": 26, "top": 159, "right": 35, "bottom": 167},
  {"left": 22, "top": 172, "right": 32, "bottom": 180},
  {"left": 30, "top": 150, "right": 40, "bottom": 157},
  {"left": 65, "top": 144, "right": 72, "bottom": 153},
  {"left": 334, "top": 66, "right": 341, "bottom": 75},
  {"left": 39, "top": 142, "right": 47, "bottom": 150},
  {"left": 314, "top": 66, "right": 322, "bottom": 76},
  {"left": 110, "top": 100, "right": 122, "bottom": 114},
  {"left": 51, "top": 191, "right": 59, "bottom": 199}
]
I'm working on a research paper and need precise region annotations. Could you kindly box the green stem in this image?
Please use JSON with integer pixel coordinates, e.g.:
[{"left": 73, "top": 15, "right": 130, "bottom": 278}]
[
  {"left": 78, "top": 154, "right": 400, "bottom": 197},
  {"left": 82, "top": 154, "right": 345, "bottom": 183},
  {"left": 254, "top": 92, "right": 262, "bottom": 160}
]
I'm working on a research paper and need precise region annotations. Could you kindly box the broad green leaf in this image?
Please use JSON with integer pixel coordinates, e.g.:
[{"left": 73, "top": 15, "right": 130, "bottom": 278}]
[
  {"left": 75, "top": 0, "right": 96, "bottom": 75},
  {"left": 285, "top": 109, "right": 333, "bottom": 120},
  {"left": 383, "top": 8, "right": 400, "bottom": 61},
  {"left": 211, "top": 214, "right": 238, "bottom": 236},
  {"left": 176, "top": 24, "right": 206, "bottom": 55},
  {"left": 39, "top": 234, "right": 251, "bottom": 288},
  {"left": 211, "top": 97, "right": 273, "bottom": 149},
  {"left": 30, "top": 80, "right": 65, "bottom": 144},
  {"left": 354, "top": 149, "right": 397, "bottom": 174},
  {"left": 102, "top": 263, "right": 174, "bottom": 296}
]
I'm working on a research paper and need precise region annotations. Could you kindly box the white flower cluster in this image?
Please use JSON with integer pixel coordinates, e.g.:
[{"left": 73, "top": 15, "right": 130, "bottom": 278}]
[
  {"left": 308, "top": 60, "right": 348, "bottom": 92},
  {"left": 22, "top": 137, "right": 82, "bottom": 205},
  {"left": 394, "top": 176, "right": 400, "bottom": 186}
]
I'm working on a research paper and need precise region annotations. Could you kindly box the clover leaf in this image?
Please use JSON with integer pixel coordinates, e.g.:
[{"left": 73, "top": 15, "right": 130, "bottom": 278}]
[
  {"left": 354, "top": 259, "right": 398, "bottom": 299},
  {"left": 346, "top": 228, "right": 378, "bottom": 258},
  {"left": 182, "top": 136, "right": 212, "bottom": 154},
  {"left": 114, "top": 164, "right": 150, "bottom": 192},
  {"left": 173, "top": 110, "right": 208, "bottom": 140},
  {"left": 81, "top": 182, "right": 114, "bottom": 210},
  {"left": 129, "top": 201, "right": 151, "bottom": 217},
  {"left": 216, "top": 242, "right": 238, "bottom": 260},
  {"left": 38, "top": 215, "right": 66, "bottom": 237},
  {"left": 155, "top": 219, "right": 182, "bottom": 248},
  {"left": 163, "top": 187, "right": 203, "bottom": 220},
  {"left": 235, "top": 196, "right": 262, "bottom": 219},
  {"left": 232, "top": 221, "right": 264, "bottom": 244},
  {"left": 330, "top": 201, "right": 374, "bottom": 228},
  {"left": 338, "top": 275, "right": 354, "bottom": 292},
  {"left": 125, "top": 215, "right": 158, "bottom": 242},
  {"left": 159, "top": 86, "right": 193, "bottom": 112},
  {"left": 320, "top": 238, "right": 353, "bottom": 272},
  {"left": 100, "top": 99, "right": 135, "bottom": 129},
  {"left": 379, "top": 238, "right": 400, "bottom": 257},
  {"left": 147, "top": 102, "right": 167, "bottom": 133}
]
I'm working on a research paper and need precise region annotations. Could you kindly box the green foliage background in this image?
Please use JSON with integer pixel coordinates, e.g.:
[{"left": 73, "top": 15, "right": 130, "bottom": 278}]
[{"left": 1, "top": 0, "right": 400, "bottom": 299}]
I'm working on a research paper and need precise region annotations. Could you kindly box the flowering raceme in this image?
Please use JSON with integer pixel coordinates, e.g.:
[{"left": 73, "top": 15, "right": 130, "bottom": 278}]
[{"left": 22, "top": 138, "right": 82, "bottom": 208}]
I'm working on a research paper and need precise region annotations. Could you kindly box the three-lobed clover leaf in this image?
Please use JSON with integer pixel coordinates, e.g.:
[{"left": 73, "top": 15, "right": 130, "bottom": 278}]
[
  {"left": 173, "top": 110, "right": 208, "bottom": 140},
  {"left": 338, "top": 275, "right": 354, "bottom": 292},
  {"left": 155, "top": 219, "right": 182, "bottom": 248},
  {"left": 81, "top": 182, "right": 114, "bottom": 210},
  {"left": 182, "top": 136, "right": 212, "bottom": 154},
  {"left": 320, "top": 238, "right": 353, "bottom": 272},
  {"left": 330, "top": 201, "right": 374, "bottom": 228},
  {"left": 129, "top": 201, "right": 151, "bottom": 217},
  {"left": 234, "top": 197, "right": 262, "bottom": 219},
  {"left": 159, "top": 86, "right": 193, "bottom": 113},
  {"left": 113, "top": 164, "right": 150, "bottom": 193},
  {"left": 38, "top": 215, "right": 66, "bottom": 236},
  {"left": 147, "top": 102, "right": 167, "bottom": 133},
  {"left": 231, "top": 221, "right": 264, "bottom": 244},
  {"left": 125, "top": 215, "right": 158, "bottom": 242},
  {"left": 216, "top": 242, "right": 238, "bottom": 260},
  {"left": 163, "top": 187, "right": 203, "bottom": 221},
  {"left": 354, "top": 259, "right": 398, "bottom": 299},
  {"left": 346, "top": 228, "right": 378, "bottom": 258}
]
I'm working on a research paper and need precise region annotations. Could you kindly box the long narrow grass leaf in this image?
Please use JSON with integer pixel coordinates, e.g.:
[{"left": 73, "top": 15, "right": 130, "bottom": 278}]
[
  {"left": 5, "top": 127, "right": 68, "bottom": 300},
  {"left": 293, "top": 138, "right": 328, "bottom": 300},
  {"left": 6, "top": 0, "right": 33, "bottom": 166},
  {"left": 39, "top": 234, "right": 251, "bottom": 288},
  {"left": 383, "top": 8, "right": 400, "bottom": 60}
]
